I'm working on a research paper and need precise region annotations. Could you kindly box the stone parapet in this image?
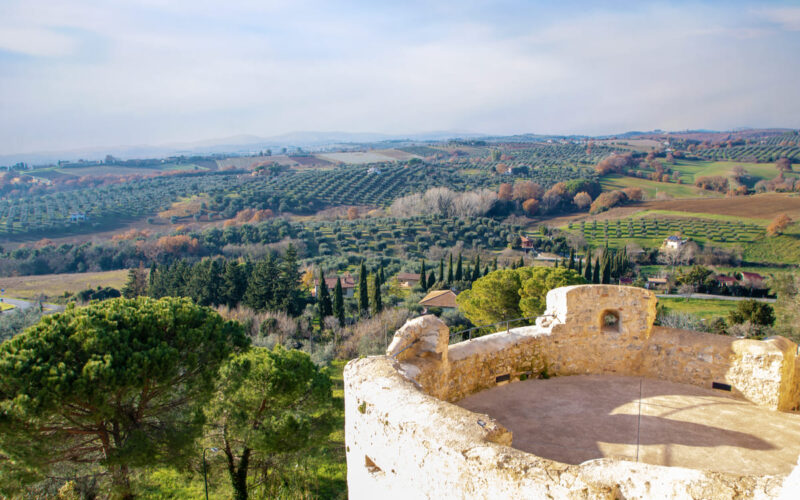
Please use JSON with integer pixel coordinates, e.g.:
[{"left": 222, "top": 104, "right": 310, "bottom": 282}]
[{"left": 345, "top": 285, "right": 800, "bottom": 498}]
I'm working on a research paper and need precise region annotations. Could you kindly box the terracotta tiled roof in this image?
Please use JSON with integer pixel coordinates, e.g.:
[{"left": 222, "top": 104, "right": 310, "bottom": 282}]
[
  {"left": 419, "top": 290, "right": 458, "bottom": 308},
  {"left": 397, "top": 273, "right": 421, "bottom": 281}
]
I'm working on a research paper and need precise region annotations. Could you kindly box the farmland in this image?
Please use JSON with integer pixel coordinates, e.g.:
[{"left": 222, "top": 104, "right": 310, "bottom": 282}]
[
  {"left": 657, "top": 297, "right": 739, "bottom": 321},
  {"left": 599, "top": 173, "right": 714, "bottom": 199},
  {"left": 0, "top": 269, "right": 130, "bottom": 301},
  {"left": 567, "top": 214, "right": 764, "bottom": 249}
]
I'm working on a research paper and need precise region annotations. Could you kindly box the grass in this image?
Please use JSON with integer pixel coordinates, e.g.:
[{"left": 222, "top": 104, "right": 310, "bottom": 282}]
[
  {"left": 657, "top": 297, "right": 739, "bottom": 321},
  {"left": 742, "top": 225, "right": 800, "bottom": 264},
  {"left": 0, "top": 302, "right": 15, "bottom": 311},
  {"left": 669, "top": 159, "right": 797, "bottom": 187},
  {"left": 599, "top": 173, "right": 714, "bottom": 199},
  {"left": 0, "top": 269, "right": 130, "bottom": 301}
]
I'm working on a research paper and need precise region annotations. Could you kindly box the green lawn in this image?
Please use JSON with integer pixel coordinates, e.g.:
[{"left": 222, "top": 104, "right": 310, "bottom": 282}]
[
  {"left": 599, "top": 174, "right": 715, "bottom": 199},
  {"left": 0, "top": 303, "right": 14, "bottom": 312},
  {"left": 657, "top": 297, "right": 739, "bottom": 321}
]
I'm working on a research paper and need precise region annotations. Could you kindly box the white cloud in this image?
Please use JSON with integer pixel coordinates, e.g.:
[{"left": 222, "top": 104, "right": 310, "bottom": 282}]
[
  {"left": 0, "top": 27, "right": 79, "bottom": 57},
  {"left": 757, "top": 7, "right": 800, "bottom": 31},
  {"left": 0, "top": 1, "right": 798, "bottom": 154}
]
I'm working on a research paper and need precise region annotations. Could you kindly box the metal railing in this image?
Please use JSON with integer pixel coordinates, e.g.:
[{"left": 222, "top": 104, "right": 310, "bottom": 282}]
[{"left": 447, "top": 314, "right": 559, "bottom": 344}]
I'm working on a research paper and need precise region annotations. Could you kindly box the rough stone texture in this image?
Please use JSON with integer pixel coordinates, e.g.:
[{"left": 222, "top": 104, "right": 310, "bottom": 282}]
[{"left": 345, "top": 285, "right": 800, "bottom": 499}]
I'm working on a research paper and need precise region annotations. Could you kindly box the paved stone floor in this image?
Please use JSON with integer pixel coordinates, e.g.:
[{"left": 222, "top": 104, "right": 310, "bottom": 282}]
[{"left": 457, "top": 375, "right": 800, "bottom": 475}]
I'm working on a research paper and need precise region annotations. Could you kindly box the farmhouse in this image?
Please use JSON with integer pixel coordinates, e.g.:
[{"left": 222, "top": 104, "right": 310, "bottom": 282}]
[
  {"left": 419, "top": 290, "right": 457, "bottom": 311},
  {"left": 662, "top": 234, "right": 685, "bottom": 250},
  {"left": 396, "top": 272, "right": 421, "bottom": 289},
  {"left": 312, "top": 275, "right": 355, "bottom": 298},
  {"left": 741, "top": 272, "right": 766, "bottom": 289},
  {"left": 645, "top": 277, "right": 668, "bottom": 290},
  {"left": 68, "top": 212, "right": 87, "bottom": 222},
  {"left": 345, "top": 285, "right": 800, "bottom": 499},
  {"left": 520, "top": 235, "right": 534, "bottom": 252},
  {"left": 716, "top": 275, "right": 738, "bottom": 287}
]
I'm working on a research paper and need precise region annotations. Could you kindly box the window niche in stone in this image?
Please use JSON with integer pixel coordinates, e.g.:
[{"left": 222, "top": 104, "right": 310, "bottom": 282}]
[{"left": 600, "top": 309, "right": 620, "bottom": 332}]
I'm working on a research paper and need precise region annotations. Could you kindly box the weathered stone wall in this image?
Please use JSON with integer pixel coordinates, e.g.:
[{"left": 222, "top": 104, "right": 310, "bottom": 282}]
[
  {"left": 345, "top": 356, "right": 786, "bottom": 499},
  {"left": 398, "top": 285, "right": 800, "bottom": 410},
  {"left": 344, "top": 285, "right": 800, "bottom": 499}
]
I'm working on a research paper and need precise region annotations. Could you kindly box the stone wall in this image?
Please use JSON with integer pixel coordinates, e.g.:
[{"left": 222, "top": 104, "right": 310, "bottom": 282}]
[
  {"left": 400, "top": 285, "right": 800, "bottom": 411},
  {"left": 345, "top": 285, "right": 800, "bottom": 498},
  {"left": 345, "top": 356, "right": 786, "bottom": 499}
]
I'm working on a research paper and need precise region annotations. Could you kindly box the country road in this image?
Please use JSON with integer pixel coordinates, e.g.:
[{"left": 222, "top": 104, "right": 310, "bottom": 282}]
[{"left": 0, "top": 298, "right": 65, "bottom": 314}]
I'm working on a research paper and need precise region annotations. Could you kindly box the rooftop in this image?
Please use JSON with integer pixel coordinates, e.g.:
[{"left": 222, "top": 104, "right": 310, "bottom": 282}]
[{"left": 458, "top": 374, "right": 800, "bottom": 476}]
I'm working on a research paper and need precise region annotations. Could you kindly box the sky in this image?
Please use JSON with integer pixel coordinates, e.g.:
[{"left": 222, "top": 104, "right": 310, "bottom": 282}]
[{"left": 1, "top": 0, "right": 799, "bottom": 155}]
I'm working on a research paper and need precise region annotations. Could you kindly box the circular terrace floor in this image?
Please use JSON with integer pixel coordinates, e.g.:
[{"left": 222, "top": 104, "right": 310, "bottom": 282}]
[{"left": 457, "top": 375, "right": 800, "bottom": 476}]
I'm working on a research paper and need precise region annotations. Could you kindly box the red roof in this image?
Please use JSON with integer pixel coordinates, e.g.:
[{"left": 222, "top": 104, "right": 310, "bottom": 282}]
[
  {"left": 397, "top": 273, "right": 421, "bottom": 281},
  {"left": 741, "top": 272, "right": 764, "bottom": 281},
  {"left": 716, "top": 275, "right": 737, "bottom": 285},
  {"left": 314, "top": 276, "right": 355, "bottom": 289}
]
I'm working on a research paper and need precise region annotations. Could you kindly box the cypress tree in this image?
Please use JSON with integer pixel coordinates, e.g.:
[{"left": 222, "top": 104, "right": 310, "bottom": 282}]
[
  {"left": 148, "top": 262, "right": 157, "bottom": 294},
  {"left": 243, "top": 255, "right": 278, "bottom": 312},
  {"left": 568, "top": 248, "right": 575, "bottom": 270},
  {"left": 601, "top": 256, "right": 611, "bottom": 284},
  {"left": 358, "top": 262, "right": 369, "bottom": 316},
  {"left": 464, "top": 264, "right": 471, "bottom": 283},
  {"left": 472, "top": 255, "right": 481, "bottom": 281},
  {"left": 420, "top": 260, "right": 428, "bottom": 291},
  {"left": 483, "top": 265, "right": 489, "bottom": 277},
  {"left": 447, "top": 254, "right": 454, "bottom": 284},
  {"left": 372, "top": 273, "right": 383, "bottom": 314},
  {"left": 518, "top": 256, "right": 525, "bottom": 268},
  {"left": 379, "top": 264, "right": 386, "bottom": 286},
  {"left": 592, "top": 257, "right": 600, "bottom": 284},
  {"left": 278, "top": 244, "right": 302, "bottom": 316},
  {"left": 317, "top": 269, "right": 333, "bottom": 320},
  {"left": 439, "top": 259, "right": 444, "bottom": 285},
  {"left": 492, "top": 257, "right": 498, "bottom": 272},
  {"left": 333, "top": 277, "right": 345, "bottom": 327},
  {"left": 455, "top": 253, "right": 463, "bottom": 281},
  {"left": 223, "top": 261, "right": 248, "bottom": 308},
  {"left": 427, "top": 271, "right": 436, "bottom": 289},
  {"left": 577, "top": 257, "right": 583, "bottom": 275},
  {"left": 583, "top": 257, "right": 592, "bottom": 281}
]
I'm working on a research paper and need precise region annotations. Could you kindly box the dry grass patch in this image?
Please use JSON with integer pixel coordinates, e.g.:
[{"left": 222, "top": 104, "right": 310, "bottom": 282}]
[
  {"left": 640, "top": 193, "right": 800, "bottom": 220},
  {"left": 0, "top": 269, "right": 130, "bottom": 300}
]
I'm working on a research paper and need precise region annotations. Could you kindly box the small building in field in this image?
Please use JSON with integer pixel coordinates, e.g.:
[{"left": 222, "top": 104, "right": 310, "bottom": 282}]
[
  {"left": 313, "top": 275, "right": 356, "bottom": 298},
  {"left": 645, "top": 277, "right": 669, "bottom": 291},
  {"left": 740, "top": 272, "right": 766, "bottom": 289},
  {"left": 520, "top": 236, "right": 535, "bottom": 252},
  {"left": 663, "top": 235, "right": 685, "bottom": 250},
  {"left": 69, "top": 212, "right": 87, "bottom": 222},
  {"left": 397, "top": 272, "right": 422, "bottom": 289},
  {"left": 716, "top": 275, "right": 738, "bottom": 287},
  {"left": 419, "top": 290, "right": 458, "bottom": 311}
]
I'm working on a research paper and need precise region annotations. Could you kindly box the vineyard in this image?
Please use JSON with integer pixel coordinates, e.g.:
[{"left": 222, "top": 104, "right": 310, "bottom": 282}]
[
  {"left": 0, "top": 173, "right": 247, "bottom": 237},
  {"left": 568, "top": 215, "right": 764, "bottom": 248},
  {"left": 695, "top": 144, "right": 800, "bottom": 162}
]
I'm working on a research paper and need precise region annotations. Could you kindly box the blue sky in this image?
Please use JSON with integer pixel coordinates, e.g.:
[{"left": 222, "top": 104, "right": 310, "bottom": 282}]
[{"left": 1, "top": 1, "right": 799, "bottom": 154}]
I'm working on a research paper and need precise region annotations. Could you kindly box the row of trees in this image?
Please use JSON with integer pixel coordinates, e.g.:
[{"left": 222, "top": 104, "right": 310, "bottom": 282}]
[{"left": 143, "top": 245, "right": 305, "bottom": 315}]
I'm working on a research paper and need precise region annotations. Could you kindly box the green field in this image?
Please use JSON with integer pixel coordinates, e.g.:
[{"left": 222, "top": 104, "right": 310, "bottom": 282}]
[
  {"left": 669, "top": 159, "right": 797, "bottom": 187},
  {"left": 0, "top": 303, "right": 14, "bottom": 311},
  {"left": 658, "top": 297, "right": 739, "bottom": 321},
  {"left": 599, "top": 174, "right": 715, "bottom": 199},
  {"left": 566, "top": 215, "right": 764, "bottom": 249}
]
